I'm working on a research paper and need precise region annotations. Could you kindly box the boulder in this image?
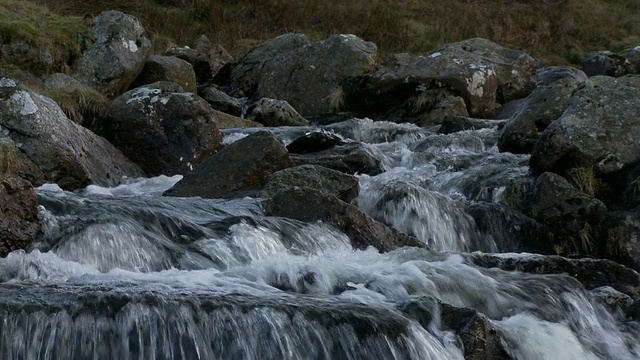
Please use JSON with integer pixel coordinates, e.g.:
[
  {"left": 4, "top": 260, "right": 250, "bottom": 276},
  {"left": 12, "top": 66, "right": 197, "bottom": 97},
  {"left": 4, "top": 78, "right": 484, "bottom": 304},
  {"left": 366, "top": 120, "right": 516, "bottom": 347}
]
[
  {"left": 230, "top": 33, "right": 310, "bottom": 95},
  {"left": 258, "top": 164, "right": 359, "bottom": 203},
  {"left": 212, "top": 110, "right": 262, "bottom": 129},
  {"left": 594, "top": 211, "right": 640, "bottom": 272},
  {"left": 498, "top": 78, "right": 580, "bottom": 154},
  {"left": 438, "top": 115, "right": 504, "bottom": 134},
  {"left": 416, "top": 95, "right": 469, "bottom": 127},
  {"left": 164, "top": 131, "right": 292, "bottom": 198},
  {"left": 619, "top": 46, "right": 640, "bottom": 74},
  {"left": 590, "top": 286, "right": 634, "bottom": 314},
  {"left": 286, "top": 131, "right": 346, "bottom": 154},
  {"left": 523, "top": 172, "right": 607, "bottom": 224},
  {"left": 530, "top": 76, "right": 640, "bottom": 175},
  {"left": 131, "top": 55, "right": 197, "bottom": 93},
  {"left": 0, "top": 135, "right": 40, "bottom": 257},
  {"left": 583, "top": 51, "right": 634, "bottom": 77},
  {"left": 94, "top": 82, "right": 222, "bottom": 176},
  {"left": 1, "top": 39, "right": 54, "bottom": 75},
  {"left": 252, "top": 34, "right": 378, "bottom": 118},
  {"left": 246, "top": 98, "right": 310, "bottom": 127},
  {"left": 199, "top": 86, "right": 243, "bottom": 117},
  {"left": 72, "top": 11, "right": 152, "bottom": 97},
  {"left": 192, "top": 35, "right": 234, "bottom": 80},
  {"left": 0, "top": 77, "right": 144, "bottom": 190},
  {"left": 263, "top": 188, "right": 424, "bottom": 251},
  {"left": 290, "top": 142, "right": 384, "bottom": 176},
  {"left": 536, "top": 66, "right": 587, "bottom": 86}
]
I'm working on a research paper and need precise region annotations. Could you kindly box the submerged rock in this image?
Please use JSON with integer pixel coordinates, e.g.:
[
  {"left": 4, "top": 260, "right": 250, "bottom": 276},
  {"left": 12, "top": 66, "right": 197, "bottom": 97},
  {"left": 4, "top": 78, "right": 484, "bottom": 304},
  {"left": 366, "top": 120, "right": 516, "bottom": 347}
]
[{"left": 165, "top": 131, "right": 292, "bottom": 198}]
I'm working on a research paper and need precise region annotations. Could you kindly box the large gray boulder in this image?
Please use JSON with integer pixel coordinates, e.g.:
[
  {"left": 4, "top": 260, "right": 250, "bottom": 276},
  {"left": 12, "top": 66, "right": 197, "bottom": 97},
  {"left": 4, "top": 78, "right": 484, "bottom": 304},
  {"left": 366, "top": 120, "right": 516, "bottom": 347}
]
[
  {"left": 245, "top": 98, "right": 310, "bottom": 127},
  {"left": 252, "top": 34, "right": 378, "bottom": 118},
  {"left": 94, "top": 82, "right": 223, "bottom": 176},
  {"left": 530, "top": 76, "right": 640, "bottom": 175},
  {"left": 164, "top": 131, "right": 293, "bottom": 198},
  {"left": 498, "top": 78, "right": 580, "bottom": 153},
  {"left": 583, "top": 51, "right": 634, "bottom": 77},
  {"left": 199, "top": 86, "right": 243, "bottom": 117},
  {"left": 131, "top": 55, "right": 197, "bottom": 93},
  {"left": 230, "top": 33, "right": 310, "bottom": 95},
  {"left": 0, "top": 135, "right": 40, "bottom": 257},
  {"left": 73, "top": 11, "right": 152, "bottom": 97},
  {"left": 536, "top": 66, "right": 587, "bottom": 86},
  {"left": 0, "top": 77, "right": 144, "bottom": 190}
]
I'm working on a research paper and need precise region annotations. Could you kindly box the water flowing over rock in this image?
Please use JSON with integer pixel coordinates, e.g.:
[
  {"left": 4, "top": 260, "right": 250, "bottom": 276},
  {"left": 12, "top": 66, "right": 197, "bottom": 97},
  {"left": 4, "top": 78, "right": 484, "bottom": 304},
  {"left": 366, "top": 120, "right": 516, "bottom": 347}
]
[
  {"left": 0, "top": 135, "right": 40, "bottom": 257},
  {"left": 131, "top": 55, "right": 197, "bottom": 93},
  {"left": 94, "top": 81, "right": 222, "bottom": 176},
  {"left": 530, "top": 76, "right": 640, "bottom": 175},
  {"left": 0, "top": 78, "right": 144, "bottom": 189},
  {"left": 246, "top": 98, "right": 310, "bottom": 127},
  {"left": 165, "top": 131, "right": 292, "bottom": 198},
  {"left": 438, "top": 115, "right": 504, "bottom": 134},
  {"left": 72, "top": 10, "right": 152, "bottom": 98},
  {"left": 499, "top": 77, "right": 580, "bottom": 153}
]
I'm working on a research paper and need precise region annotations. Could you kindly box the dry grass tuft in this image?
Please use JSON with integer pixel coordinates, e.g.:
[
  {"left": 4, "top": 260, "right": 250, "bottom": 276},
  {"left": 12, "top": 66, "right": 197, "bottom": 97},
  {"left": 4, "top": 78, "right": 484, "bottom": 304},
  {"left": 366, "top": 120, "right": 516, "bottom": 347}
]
[
  {"left": 568, "top": 167, "right": 600, "bottom": 197},
  {"left": 43, "top": 85, "right": 108, "bottom": 124},
  {"left": 328, "top": 86, "right": 345, "bottom": 113}
]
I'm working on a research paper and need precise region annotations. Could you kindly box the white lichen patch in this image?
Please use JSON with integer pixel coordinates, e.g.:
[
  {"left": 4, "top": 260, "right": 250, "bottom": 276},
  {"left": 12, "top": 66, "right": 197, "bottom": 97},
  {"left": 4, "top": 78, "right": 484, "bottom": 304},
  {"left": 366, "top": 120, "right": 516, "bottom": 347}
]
[
  {"left": 0, "top": 78, "right": 17, "bottom": 88},
  {"left": 126, "top": 87, "right": 162, "bottom": 105},
  {"left": 430, "top": 52, "right": 442, "bottom": 58},
  {"left": 10, "top": 91, "right": 38, "bottom": 115},
  {"left": 124, "top": 39, "right": 138, "bottom": 53},
  {"left": 466, "top": 69, "right": 494, "bottom": 98},
  {"left": 453, "top": 58, "right": 463, "bottom": 65}
]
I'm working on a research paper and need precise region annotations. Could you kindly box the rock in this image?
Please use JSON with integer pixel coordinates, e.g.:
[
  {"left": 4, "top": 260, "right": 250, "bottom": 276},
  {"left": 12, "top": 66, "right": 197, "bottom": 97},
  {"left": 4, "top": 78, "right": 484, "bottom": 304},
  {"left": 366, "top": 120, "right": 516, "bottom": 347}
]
[
  {"left": 192, "top": 35, "right": 234, "bottom": 80},
  {"left": 536, "top": 66, "right": 587, "bottom": 86},
  {"left": 466, "top": 202, "right": 554, "bottom": 254},
  {"left": 412, "top": 133, "right": 486, "bottom": 154},
  {"left": 199, "top": 86, "right": 243, "bottom": 117},
  {"left": 595, "top": 211, "right": 640, "bottom": 272},
  {"left": 212, "top": 110, "right": 262, "bottom": 129},
  {"left": 230, "top": 33, "right": 310, "bottom": 95},
  {"left": 290, "top": 142, "right": 384, "bottom": 176},
  {"left": 416, "top": 95, "right": 469, "bottom": 127},
  {"left": 131, "top": 55, "right": 197, "bottom": 93},
  {"left": 246, "top": 98, "right": 310, "bottom": 127},
  {"left": 0, "top": 134, "right": 40, "bottom": 257},
  {"left": 590, "top": 286, "right": 634, "bottom": 314},
  {"left": 252, "top": 34, "right": 378, "bottom": 118},
  {"left": 530, "top": 76, "right": 640, "bottom": 175},
  {"left": 258, "top": 164, "right": 359, "bottom": 203},
  {"left": 164, "top": 131, "right": 292, "bottom": 198},
  {"left": 72, "top": 11, "right": 152, "bottom": 97},
  {"left": 43, "top": 73, "right": 108, "bottom": 125},
  {"left": 263, "top": 188, "right": 424, "bottom": 251},
  {"left": 438, "top": 115, "right": 504, "bottom": 134},
  {"left": 619, "top": 46, "right": 640, "bottom": 74},
  {"left": 93, "top": 82, "right": 222, "bottom": 176},
  {"left": 498, "top": 78, "right": 580, "bottom": 153},
  {"left": 286, "top": 131, "right": 346, "bottom": 154},
  {"left": 165, "top": 46, "right": 212, "bottom": 85},
  {"left": 0, "top": 77, "right": 144, "bottom": 190},
  {"left": 583, "top": 51, "right": 634, "bottom": 77},
  {"left": 495, "top": 98, "right": 527, "bottom": 120},
  {"left": 523, "top": 172, "right": 607, "bottom": 224},
  {"left": 1, "top": 39, "right": 54, "bottom": 75},
  {"left": 611, "top": 161, "right": 640, "bottom": 210},
  {"left": 44, "top": 73, "right": 85, "bottom": 89}
]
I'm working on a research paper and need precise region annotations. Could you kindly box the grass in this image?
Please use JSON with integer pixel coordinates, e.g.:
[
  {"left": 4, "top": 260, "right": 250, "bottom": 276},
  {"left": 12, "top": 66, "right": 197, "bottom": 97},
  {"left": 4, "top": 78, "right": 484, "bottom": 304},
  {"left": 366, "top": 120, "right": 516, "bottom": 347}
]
[
  {"left": 42, "top": 85, "right": 107, "bottom": 124},
  {"left": 2, "top": 0, "right": 640, "bottom": 75},
  {"left": 568, "top": 167, "right": 600, "bottom": 197}
]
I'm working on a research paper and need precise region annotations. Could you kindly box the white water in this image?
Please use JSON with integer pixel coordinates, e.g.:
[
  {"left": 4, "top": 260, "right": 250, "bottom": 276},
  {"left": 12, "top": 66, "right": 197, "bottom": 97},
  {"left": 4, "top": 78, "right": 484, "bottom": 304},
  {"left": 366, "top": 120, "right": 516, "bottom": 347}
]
[{"left": 1, "top": 119, "right": 638, "bottom": 359}]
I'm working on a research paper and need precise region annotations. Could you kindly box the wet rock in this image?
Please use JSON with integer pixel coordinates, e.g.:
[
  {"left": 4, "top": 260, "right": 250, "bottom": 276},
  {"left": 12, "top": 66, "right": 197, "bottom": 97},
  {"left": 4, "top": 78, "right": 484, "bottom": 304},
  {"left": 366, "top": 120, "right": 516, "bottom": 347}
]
[
  {"left": 290, "top": 142, "right": 384, "bottom": 176},
  {"left": 263, "top": 187, "right": 425, "bottom": 251},
  {"left": 536, "top": 66, "right": 587, "bottom": 86},
  {"left": 286, "top": 131, "right": 345, "bottom": 154},
  {"left": 466, "top": 202, "right": 554, "bottom": 254},
  {"left": 258, "top": 164, "right": 359, "bottom": 203},
  {"left": 72, "top": 11, "right": 152, "bottom": 97},
  {"left": 246, "top": 98, "right": 310, "bottom": 127},
  {"left": 590, "top": 286, "right": 634, "bottom": 314},
  {"left": 498, "top": 78, "right": 580, "bottom": 154},
  {"left": 530, "top": 76, "right": 640, "bottom": 175},
  {"left": 0, "top": 134, "right": 40, "bottom": 257},
  {"left": 438, "top": 115, "right": 504, "bottom": 134},
  {"left": 583, "top": 51, "right": 634, "bottom": 77},
  {"left": 94, "top": 82, "right": 222, "bottom": 176},
  {"left": 416, "top": 95, "right": 469, "bottom": 127},
  {"left": 199, "top": 86, "right": 243, "bottom": 117},
  {"left": 619, "top": 46, "right": 640, "bottom": 74},
  {"left": 0, "top": 77, "right": 144, "bottom": 190},
  {"left": 164, "top": 131, "right": 292, "bottom": 198},
  {"left": 523, "top": 172, "right": 607, "bottom": 223},
  {"left": 230, "top": 33, "right": 310, "bottom": 95},
  {"left": 495, "top": 98, "right": 526, "bottom": 120},
  {"left": 131, "top": 55, "right": 197, "bottom": 93},
  {"left": 412, "top": 133, "right": 485, "bottom": 154}
]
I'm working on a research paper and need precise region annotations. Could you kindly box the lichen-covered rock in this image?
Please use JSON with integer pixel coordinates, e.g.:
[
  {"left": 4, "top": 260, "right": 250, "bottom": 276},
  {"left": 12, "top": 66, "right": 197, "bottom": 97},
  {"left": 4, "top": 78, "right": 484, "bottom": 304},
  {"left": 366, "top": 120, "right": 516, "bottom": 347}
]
[
  {"left": 164, "top": 131, "right": 292, "bottom": 198},
  {"left": 530, "top": 76, "right": 640, "bottom": 175},
  {"left": 258, "top": 164, "right": 359, "bottom": 203},
  {"left": 73, "top": 10, "right": 152, "bottom": 97},
  {"left": 583, "top": 51, "right": 634, "bottom": 77},
  {"left": 263, "top": 188, "right": 424, "bottom": 251},
  {"left": 246, "top": 98, "right": 309, "bottom": 127},
  {"left": 0, "top": 134, "right": 40, "bottom": 257},
  {"left": 499, "top": 78, "right": 580, "bottom": 153},
  {"left": 131, "top": 55, "right": 197, "bottom": 93},
  {"left": 199, "top": 86, "right": 243, "bottom": 117},
  {"left": 94, "top": 82, "right": 222, "bottom": 176},
  {"left": 536, "top": 66, "right": 587, "bottom": 86},
  {"left": 230, "top": 33, "right": 310, "bottom": 95},
  {"left": 0, "top": 77, "right": 144, "bottom": 190}
]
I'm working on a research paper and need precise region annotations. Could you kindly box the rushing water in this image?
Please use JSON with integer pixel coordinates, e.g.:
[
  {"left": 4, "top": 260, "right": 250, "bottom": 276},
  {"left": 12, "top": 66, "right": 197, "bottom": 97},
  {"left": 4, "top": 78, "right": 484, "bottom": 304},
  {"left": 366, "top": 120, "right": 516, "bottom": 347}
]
[{"left": 1, "top": 118, "right": 639, "bottom": 359}]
